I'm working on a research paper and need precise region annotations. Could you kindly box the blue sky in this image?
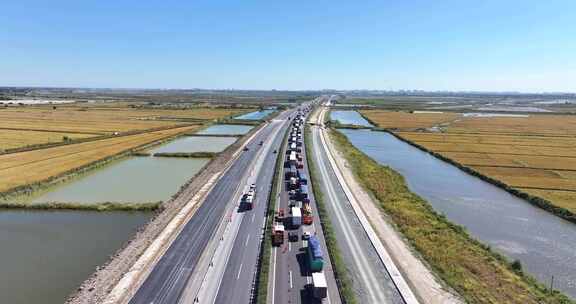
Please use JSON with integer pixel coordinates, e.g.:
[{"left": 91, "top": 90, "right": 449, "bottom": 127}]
[{"left": 2, "top": 0, "right": 575, "bottom": 92}]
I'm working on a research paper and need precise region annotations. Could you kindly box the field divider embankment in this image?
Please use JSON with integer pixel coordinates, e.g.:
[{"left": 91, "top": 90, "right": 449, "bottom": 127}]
[
  {"left": 0, "top": 201, "right": 161, "bottom": 212},
  {"left": 469, "top": 164, "right": 576, "bottom": 172},
  {"left": 184, "top": 134, "right": 243, "bottom": 138},
  {"left": 393, "top": 139, "right": 576, "bottom": 149},
  {"left": 152, "top": 152, "right": 217, "bottom": 158},
  {"left": 385, "top": 131, "right": 576, "bottom": 224},
  {"left": 101, "top": 120, "right": 270, "bottom": 304},
  {"left": 0, "top": 126, "right": 105, "bottom": 136},
  {"left": 317, "top": 108, "right": 420, "bottom": 304}
]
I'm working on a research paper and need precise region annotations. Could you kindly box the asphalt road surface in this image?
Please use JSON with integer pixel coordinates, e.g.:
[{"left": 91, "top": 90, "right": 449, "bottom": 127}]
[
  {"left": 310, "top": 107, "right": 405, "bottom": 304},
  {"left": 128, "top": 110, "right": 295, "bottom": 304},
  {"left": 271, "top": 105, "right": 342, "bottom": 304},
  {"left": 212, "top": 116, "right": 290, "bottom": 304}
]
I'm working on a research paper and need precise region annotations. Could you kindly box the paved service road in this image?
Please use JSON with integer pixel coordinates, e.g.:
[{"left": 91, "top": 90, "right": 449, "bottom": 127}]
[
  {"left": 310, "top": 106, "right": 405, "bottom": 304},
  {"left": 128, "top": 110, "right": 294, "bottom": 304}
]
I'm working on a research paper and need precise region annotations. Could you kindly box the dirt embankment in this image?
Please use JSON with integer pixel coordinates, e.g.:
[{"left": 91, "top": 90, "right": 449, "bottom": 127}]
[{"left": 66, "top": 122, "right": 266, "bottom": 304}]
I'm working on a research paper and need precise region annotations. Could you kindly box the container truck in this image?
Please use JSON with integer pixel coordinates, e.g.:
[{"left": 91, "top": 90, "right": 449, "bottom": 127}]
[
  {"left": 291, "top": 207, "right": 302, "bottom": 227},
  {"left": 302, "top": 203, "right": 313, "bottom": 225},
  {"left": 307, "top": 236, "right": 324, "bottom": 272},
  {"left": 310, "top": 272, "right": 328, "bottom": 299},
  {"left": 272, "top": 224, "right": 285, "bottom": 246}
]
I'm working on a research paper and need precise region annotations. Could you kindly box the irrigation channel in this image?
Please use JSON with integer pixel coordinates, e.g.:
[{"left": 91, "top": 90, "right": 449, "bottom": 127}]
[
  {"left": 233, "top": 109, "right": 275, "bottom": 120},
  {"left": 331, "top": 110, "right": 576, "bottom": 298},
  {"left": 0, "top": 127, "right": 247, "bottom": 304}
]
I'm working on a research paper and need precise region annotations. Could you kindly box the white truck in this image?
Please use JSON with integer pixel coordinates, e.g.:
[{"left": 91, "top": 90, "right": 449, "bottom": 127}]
[
  {"left": 291, "top": 206, "right": 302, "bottom": 227},
  {"left": 311, "top": 272, "right": 327, "bottom": 299}
]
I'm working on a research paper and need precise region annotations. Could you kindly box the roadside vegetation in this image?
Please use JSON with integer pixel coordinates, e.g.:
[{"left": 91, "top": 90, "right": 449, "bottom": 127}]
[
  {"left": 0, "top": 201, "right": 161, "bottom": 211},
  {"left": 152, "top": 152, "right": 217, "bottom": 158},
  {"left": 305, "top": 124, "right": 357, "bottom": 304},
  {"left": 330, "top": 128, "right": 574, "bottom": 304}
]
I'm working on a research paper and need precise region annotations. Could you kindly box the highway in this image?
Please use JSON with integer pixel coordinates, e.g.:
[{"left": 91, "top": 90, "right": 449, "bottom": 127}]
[
  {"left": 310, "top": 106, "right": 404, "bottom": 303},
  {"left": 128, "top": 109, "right": 295, "bottom": 304},
  {"left": 206, "top": 113, "right": 290, "bottom": 304},
  {"left": 270, "top": 103, "right": 342, "bottom": 304}
]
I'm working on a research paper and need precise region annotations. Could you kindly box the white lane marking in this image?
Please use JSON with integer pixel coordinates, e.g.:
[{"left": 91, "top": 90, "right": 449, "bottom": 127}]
[
  {"left": 289, "top": 271, "right": 293, "bottom": 289},
  {"left": 271, "top": 248, "right": 277, "bottom": 304},
  {"left": 245, "top": 234, "right": 250, "bottom": 247},
  {"left": 237, "top": 263, "right": 243, "bottom": 280},
  {"left": 288, "top": 241, "right": 291, "bottom": 252},
  {"left": 313, "top": 125, "right": 383, "bottom": 302},
  {"left": 251, "top": 213, "right": 255, "bottom": 223}
]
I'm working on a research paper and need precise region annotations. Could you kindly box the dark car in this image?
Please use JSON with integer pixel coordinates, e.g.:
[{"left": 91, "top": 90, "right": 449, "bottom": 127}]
[{"left": 288, "top": 232, "right": 298, "bottom": 242}]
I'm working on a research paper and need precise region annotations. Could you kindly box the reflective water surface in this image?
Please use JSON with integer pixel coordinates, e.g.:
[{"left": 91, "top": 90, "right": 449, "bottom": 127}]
[
  {"left": 330, "top": 110, "right": 374, "bottom": 127},
  {"left": 341, "top": 128, "right": 576, "bottom": 297},
  {"left": 234, "top": 109, "right": 275, "bottom": 120},
  {"left": 149, "top": 136, "right": 236, "bottom": 153},
  {"left": 0, "top": 210, "right": 150, "bottom": 304},
  {"left": 14, "top": 157, "right": 208, "bottom": 204},
  {"left": 197, "top": 124, "right": 253, "bottom": 135}
]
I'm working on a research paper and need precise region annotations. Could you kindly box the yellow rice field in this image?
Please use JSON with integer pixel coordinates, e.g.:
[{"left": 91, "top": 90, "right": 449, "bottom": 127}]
[
  {"left": 0, "top": 130, "right": 96, "bottom": 150},
  {"left": 360, "top": 110, "right": 460, "bottom": 130},
  {"left": 0, "top": 125, "right": 200, "bottom": 193},
  {"left": 0, "top": 105, "right": 246, "bottom": 149}
]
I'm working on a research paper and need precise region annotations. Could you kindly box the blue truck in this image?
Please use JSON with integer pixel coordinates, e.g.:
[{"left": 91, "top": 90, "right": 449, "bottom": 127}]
[{"left": 307, "top": 236, "right": 324, "bottom": 272}]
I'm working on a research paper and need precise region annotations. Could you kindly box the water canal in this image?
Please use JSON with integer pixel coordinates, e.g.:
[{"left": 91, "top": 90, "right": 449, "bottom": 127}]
[{"left": 332, "top": 110, "right": 576, "bottom": 297}]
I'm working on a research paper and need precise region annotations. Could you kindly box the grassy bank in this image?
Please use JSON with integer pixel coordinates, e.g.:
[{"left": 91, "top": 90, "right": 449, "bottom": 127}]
[
  {"left": 305, "top": 125, "right": 357, "bottom": 304},
  {"left": 153, "top": 152, "right": 217, "bottom": 158},
  {"left": 218, "top": 118, "right": 262, "bottom": 126},
  {"left": 328, "top": 120, "right": 373, "bottom": 130},
  {"left": 330, "top": 129, "right": 573, "bottom": 304},
  {"left": 0, "top": 201, "right": 160, "bottom": 211},
  {"left": 254, "top": 122, "right": 290, "bottom": 304}
]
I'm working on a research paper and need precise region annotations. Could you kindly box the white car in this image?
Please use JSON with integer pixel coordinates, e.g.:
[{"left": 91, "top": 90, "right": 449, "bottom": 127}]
[{"left": 302, "top": 232, "right": 311, "bottom": 240}]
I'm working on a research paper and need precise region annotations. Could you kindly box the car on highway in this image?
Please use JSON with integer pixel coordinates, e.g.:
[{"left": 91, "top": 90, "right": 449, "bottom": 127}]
[
  {"left": 302, "top": 231, "right": 311, "bottom": 240},
  {"left": 288, "top": 232, "right": 298, "bottom": 242}
]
